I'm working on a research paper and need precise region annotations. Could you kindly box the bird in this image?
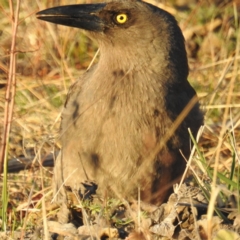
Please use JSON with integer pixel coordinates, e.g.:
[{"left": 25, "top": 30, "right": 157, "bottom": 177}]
[{"left": 37, "top": 0, "right": 203, "bottom": 224}]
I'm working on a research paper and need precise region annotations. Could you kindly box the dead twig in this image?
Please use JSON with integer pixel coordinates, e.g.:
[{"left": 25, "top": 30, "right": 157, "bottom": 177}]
[{"left": 0, "top": 0, "right": 21, "bottom": 173}]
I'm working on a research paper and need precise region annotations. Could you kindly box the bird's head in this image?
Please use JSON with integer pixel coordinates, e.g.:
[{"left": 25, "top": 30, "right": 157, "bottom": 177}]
[{"left": 37, "top": 0, "right": 188, "bottom": 79}]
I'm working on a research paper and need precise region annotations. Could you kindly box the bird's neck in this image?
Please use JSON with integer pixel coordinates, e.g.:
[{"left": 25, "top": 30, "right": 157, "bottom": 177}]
[
  {"left": 98, "top": 43, "right": 170, "bottom": 77},
  {"left": 96, "top": 43, "right": 185, "bottom": 91}
]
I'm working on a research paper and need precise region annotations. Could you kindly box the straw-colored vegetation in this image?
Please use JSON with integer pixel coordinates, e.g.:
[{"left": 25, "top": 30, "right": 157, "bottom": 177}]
[{"left": 0, "top": 0, "right": 239, "bottom": 239}]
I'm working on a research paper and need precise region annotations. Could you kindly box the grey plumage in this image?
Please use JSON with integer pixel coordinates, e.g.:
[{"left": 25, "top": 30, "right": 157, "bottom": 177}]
[{"left": 37, "top": 0, "right": 203, "bottom": 223}]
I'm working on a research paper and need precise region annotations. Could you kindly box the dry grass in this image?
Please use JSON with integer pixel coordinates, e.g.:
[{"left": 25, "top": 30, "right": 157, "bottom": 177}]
[{"left": 0, "top": 0, "right": 239, "bottom": 239}]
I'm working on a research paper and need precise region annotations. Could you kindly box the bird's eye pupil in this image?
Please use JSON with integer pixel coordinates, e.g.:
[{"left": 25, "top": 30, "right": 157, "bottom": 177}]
[{"left": 115, "top": 13, "right": 128, "bottom": 24}]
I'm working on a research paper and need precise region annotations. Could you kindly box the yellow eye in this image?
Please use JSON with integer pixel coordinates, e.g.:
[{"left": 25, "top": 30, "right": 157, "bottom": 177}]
[{"left": 115, "top": 13, "right": 128, "bottom": 24}]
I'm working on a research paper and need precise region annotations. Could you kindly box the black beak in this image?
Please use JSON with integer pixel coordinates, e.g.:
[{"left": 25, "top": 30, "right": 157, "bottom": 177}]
[{"left": 36, "top": 3, "right": 107, "bottom": 32}]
